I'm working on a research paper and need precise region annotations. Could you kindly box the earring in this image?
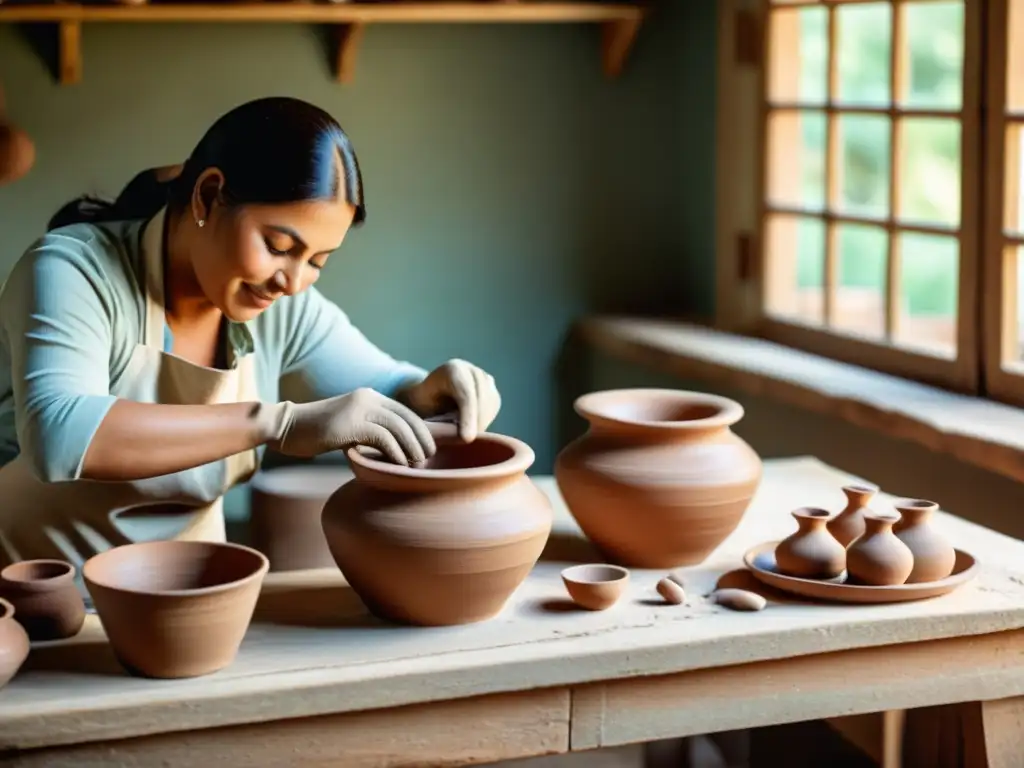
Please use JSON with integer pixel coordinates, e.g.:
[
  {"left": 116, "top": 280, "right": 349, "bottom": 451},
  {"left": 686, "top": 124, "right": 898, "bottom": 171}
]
[{"left": 196, "top": 219, "right": 205, "bottom": 228}]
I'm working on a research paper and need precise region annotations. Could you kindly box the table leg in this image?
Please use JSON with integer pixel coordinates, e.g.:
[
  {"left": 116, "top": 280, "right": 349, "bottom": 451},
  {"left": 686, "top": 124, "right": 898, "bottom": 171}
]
[
  {"left": 901, "top": 697, "right": 1024, "bottom": 768},
  {"left": 901, "top": 704, "right": 962, "bottom": 768},
  {"left": 961, "top": 697, "right": 1024, "bottom": 768}
]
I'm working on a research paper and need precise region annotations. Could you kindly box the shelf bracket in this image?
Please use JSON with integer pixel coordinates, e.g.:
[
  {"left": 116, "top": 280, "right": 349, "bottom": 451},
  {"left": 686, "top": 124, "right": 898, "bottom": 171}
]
[
  {"left": 601, "top": 15, "right": 643, "bottom": 79},
  {"left": 333, "top": 22, "right": 365, "bottom": 84},
  {"left": 59, "top": 20, "right": 82, "bottom": 85}
]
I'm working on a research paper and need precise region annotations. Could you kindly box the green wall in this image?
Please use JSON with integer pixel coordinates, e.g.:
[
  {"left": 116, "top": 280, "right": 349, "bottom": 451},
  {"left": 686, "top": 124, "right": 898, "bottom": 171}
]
[{"left": 0, "top": 4, "right": 717, "bottom": 473}]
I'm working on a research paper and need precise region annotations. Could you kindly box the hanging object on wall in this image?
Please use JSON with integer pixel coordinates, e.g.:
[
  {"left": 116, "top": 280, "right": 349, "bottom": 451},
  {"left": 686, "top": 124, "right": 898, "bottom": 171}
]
[{"left": 0, "top": 82, "right": 35, "bottom": 186}]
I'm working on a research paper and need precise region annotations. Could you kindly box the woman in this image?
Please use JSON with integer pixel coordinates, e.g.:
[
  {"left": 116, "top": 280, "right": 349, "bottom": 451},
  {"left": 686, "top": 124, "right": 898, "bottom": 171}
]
[{"left": 0, "top": 96, "right": 500, "bottom": 569}]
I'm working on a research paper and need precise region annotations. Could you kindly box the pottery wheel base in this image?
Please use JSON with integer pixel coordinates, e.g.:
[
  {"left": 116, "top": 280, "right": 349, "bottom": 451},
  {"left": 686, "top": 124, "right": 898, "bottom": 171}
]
[{"left": 743, "top": 541, "right": 979, "bottom": 604}]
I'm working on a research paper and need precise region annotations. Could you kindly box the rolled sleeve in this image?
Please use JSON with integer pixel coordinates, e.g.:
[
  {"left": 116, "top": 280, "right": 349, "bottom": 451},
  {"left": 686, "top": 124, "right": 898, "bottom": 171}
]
[
  {"left": 0, "top": 238, "right": 118, "bottom": 482},
  {"left": 278, "top": 287, "right": 426, "bottom": 404}
]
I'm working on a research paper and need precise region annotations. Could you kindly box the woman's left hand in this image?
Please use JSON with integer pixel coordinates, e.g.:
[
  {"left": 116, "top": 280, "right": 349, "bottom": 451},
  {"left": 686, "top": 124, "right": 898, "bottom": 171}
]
[{"left": 400, "top": 359, "right": 501, "bottom": 443}]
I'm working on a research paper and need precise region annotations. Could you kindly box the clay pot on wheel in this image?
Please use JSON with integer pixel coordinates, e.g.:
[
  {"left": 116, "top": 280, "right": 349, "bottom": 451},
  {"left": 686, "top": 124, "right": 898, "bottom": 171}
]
[
  {"left": 554, "top": 389, "right": 762, "bottom": 568},
  {"left": 0, "top": 598, "right": 29, "bottom": 690},
  {"left": 321, "top": 426, "right": 553, "bottom": 626},
  {"left": 249, "top": 466, "right": 350, "bottom": 572}
]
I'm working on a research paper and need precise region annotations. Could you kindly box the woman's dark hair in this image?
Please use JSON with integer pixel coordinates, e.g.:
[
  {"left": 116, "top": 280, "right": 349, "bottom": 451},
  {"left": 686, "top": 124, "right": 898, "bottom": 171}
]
[{"left": 47, "top": 96, "right": 365, "bottom": 231}]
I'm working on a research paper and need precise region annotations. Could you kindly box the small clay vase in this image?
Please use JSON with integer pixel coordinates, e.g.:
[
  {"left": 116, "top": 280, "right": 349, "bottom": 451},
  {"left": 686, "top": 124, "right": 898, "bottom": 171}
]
[
  {"left": 893, "top": 499, "right": 956, "bottom": 583},
  {"left": 561, "top": 564, "right": 629, "bottom": 611},
  {"left": 555, "top": 389, "right": 763, "bottom": 568},
  {"left": 774, "top": 507, "right": 847, "bottom": 579},
  {"left": 846, "top": 513, "right": 914, "bottom": 586},
  {"left": 0, "top": 559, "right": 86, "bottom": 641},
  {"left": 0, "top": 598, "right": 29, "bottom": 690},
  {"left": 826, "top": 484, "right": 878, "bottom": 548}
]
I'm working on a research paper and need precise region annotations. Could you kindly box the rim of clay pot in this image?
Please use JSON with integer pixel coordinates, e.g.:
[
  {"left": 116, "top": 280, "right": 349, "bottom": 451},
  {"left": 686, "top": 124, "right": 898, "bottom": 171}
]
[
  {"left": 81, "top": 541, "right": 269, "bottom": 598},
  {"left": 791, "top": 506, "right": 832, "bottom": 521},
  {"left": 573, "top": 388, "right": 744, "bottom": 432},
  {"left": 863, "top": 511, "right": 900, "bottom": 525},
  {"left": 0, "top": 598, "right": 13, "bottom": 621},
  {"left": 561, "top": 564, "right": 630, "bottom": 585},
  {"left": 894, "top": 498, "right": 938, "bottom": 511},
  {"left": 347, "top": 430, "right": 535, "bottom": 481},
  {"left": 0, "top": 559, "right": 75, "bottom": 586},
  {"left": 843, "top": 483, "right": 879, "bottom": 495}
]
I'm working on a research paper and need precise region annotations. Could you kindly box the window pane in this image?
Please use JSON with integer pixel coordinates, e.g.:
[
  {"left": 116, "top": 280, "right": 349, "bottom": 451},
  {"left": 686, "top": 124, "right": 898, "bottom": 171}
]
[
  {"left": 833, "top": 224, "right": 887, "bottom": 340},
  {"left": 1008, "top": 0, "right": 1024, "bottom": 112},
  {"left": 765, "top": 215, "right": 826, "bottom": 326},
  {"left": 768, "top": 7, "right": 828, "bottom": 104},
  {"left": 767, "top": 110, "right": 826, "bottom": 210},
  {"left": 895, "top": 233, "right": 958, "bottom": 357},
  {"left": 1007, "top": 246, "right": 1024, "bottom": 366},
  {"left": 902, "top": 1, "right": 964, "bottom": 110},
  {"left": 836, "top": 3, "right": 892, "bottom": 107},
  {"left": 897, "top": 118, "right": 961, "bottom": 227},
  {"left": 835, "top": 114, "right": 891, "bottom": 218},
  {"left": 1004, "top": 124, "right": 1024, "bottom": 236}
]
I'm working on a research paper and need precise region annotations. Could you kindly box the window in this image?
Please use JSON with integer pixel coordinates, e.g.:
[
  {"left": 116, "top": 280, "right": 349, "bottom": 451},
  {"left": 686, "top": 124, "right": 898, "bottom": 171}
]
[
  {"left": 717, "top": 0, "right": 993, "bottom": 395},
  {"left": 985, "top": 0, "right": 1024, "bottom": 404}
]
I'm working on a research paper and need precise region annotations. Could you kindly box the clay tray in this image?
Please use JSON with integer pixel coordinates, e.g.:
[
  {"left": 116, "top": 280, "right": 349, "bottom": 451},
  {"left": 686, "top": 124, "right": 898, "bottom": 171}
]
[{"left": 743, "top": 541, "right": 979, "bottom": 604}]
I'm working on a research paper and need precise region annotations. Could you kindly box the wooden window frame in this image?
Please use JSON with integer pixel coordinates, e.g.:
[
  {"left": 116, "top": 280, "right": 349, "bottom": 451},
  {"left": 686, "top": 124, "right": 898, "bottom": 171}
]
[
  {"left": 716, "top": 0, "right": 984, "bottom": 395},
  {"left": 983, "top": 0, "right": 1024, "bottom": 405}
]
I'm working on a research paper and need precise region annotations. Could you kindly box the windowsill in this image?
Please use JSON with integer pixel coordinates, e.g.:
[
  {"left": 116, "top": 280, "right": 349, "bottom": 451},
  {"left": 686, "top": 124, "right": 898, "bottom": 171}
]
[{"left": 577, "top": 315, "right": 1024, "bottom": 485}]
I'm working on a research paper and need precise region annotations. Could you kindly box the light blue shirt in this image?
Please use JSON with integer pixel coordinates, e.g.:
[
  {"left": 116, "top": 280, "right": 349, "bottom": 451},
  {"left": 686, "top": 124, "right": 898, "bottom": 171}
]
[{"left": 0, "top": 218, "right": 427, "bottom": 482}]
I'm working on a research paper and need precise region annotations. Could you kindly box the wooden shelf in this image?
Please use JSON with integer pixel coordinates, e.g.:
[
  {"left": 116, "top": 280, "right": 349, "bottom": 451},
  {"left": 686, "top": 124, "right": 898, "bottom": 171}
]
[{"left": 0, "top": 2, "right": 649, "bottom": 85}]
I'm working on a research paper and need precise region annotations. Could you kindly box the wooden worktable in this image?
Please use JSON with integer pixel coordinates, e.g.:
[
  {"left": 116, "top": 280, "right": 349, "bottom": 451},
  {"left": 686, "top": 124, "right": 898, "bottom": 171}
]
[{"left": 3, "top": 457, "right": 1024, "bottom": 767}]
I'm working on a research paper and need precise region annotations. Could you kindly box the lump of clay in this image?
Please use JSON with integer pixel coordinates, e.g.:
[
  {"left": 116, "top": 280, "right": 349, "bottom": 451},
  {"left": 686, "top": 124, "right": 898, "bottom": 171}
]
[
  {"left": 656, "top": 577, "right": 685, "bottom": 605},
  {"left": 709, "top": 588, "right": 766, "bottom": 612}
]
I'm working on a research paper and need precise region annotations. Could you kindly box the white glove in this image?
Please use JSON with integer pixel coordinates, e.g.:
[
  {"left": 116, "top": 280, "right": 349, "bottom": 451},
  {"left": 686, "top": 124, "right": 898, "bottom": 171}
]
[
  {"left": 398, "top": 359, "right": 501, "bottom": 443},
  {"left": 263, "top": 388, "right": 436, "bottom": 466}
]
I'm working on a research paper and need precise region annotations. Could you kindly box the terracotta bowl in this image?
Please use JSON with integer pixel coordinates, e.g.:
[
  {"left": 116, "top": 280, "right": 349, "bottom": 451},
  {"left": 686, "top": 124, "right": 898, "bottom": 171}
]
[
  {"left": 82, "top": 541, "right": 268, "bottom": 679},
  {"left": 0, "top": 559, "right": 85, "bottom": 641},
  {"left": 561, "top": 564, "right": 630, "bottom": 610}
]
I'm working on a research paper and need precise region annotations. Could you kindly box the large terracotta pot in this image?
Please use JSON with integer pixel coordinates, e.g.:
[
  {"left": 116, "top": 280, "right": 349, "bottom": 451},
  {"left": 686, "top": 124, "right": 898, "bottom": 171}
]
[
  {"left": 321, "top": 427, "right": 553, "bottom": 626},
  {"left": 555, "top": 388, "right": 762, "bottom": 568}
]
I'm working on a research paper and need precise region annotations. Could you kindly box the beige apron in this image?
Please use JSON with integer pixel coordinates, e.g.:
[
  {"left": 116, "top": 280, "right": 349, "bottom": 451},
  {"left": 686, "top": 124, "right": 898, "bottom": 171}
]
[{"left": 0, "top": 207, "right": 259, "bottom": 577}]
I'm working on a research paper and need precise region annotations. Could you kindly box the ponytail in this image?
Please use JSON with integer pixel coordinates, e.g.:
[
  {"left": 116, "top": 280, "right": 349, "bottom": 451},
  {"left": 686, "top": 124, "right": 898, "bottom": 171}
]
[{"left": 47, "top": 168, "right": 176, "bottom": 231}]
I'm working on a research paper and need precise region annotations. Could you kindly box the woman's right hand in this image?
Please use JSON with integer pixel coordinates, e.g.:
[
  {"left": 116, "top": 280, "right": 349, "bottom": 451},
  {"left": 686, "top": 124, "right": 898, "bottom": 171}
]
[{"left": 264, "top": 388, "right": 437, "bottom": 466}]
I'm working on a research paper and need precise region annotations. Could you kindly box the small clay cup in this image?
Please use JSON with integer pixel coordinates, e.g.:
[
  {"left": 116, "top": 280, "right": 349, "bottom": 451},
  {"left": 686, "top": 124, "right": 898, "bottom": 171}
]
[
  {"left": 0, "top": 559, "right": 85, "bottom": 641},
  {"left": 0, "top": 598, "right": 29, "bottom": 690},
  {"left": 561, "top": 564, "right": 630, "bottom": 610},
  {"left": 82, "top": 541, "right": 269, "bottom": 679}
]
